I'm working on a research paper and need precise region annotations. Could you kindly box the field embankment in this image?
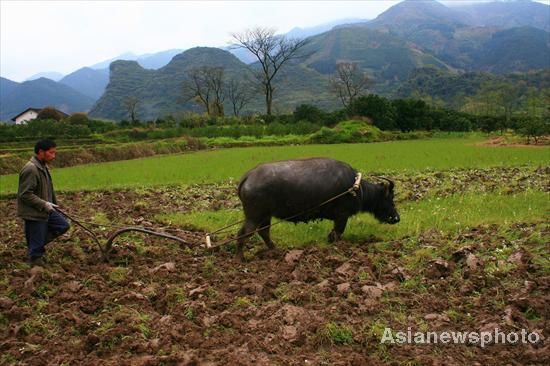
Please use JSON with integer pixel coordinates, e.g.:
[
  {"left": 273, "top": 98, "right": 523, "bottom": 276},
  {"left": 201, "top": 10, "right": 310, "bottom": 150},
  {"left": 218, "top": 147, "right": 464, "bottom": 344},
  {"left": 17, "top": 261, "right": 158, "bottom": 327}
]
[
  {"left": 0, "top": 121, "right": 429, "bottom": 175},
  {"left": 0, "top": 137, "right": 201, "bottom": 175},
  {"left": 1, "top": 137, "right": 548, "bottom": 196}
]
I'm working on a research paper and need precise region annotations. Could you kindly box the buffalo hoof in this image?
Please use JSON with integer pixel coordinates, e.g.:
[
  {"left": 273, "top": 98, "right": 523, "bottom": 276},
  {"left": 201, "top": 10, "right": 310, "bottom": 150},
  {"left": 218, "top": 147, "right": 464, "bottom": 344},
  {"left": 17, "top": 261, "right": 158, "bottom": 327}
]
[{"left": 257, "top": 247, "right": 281, "bottom": 260}]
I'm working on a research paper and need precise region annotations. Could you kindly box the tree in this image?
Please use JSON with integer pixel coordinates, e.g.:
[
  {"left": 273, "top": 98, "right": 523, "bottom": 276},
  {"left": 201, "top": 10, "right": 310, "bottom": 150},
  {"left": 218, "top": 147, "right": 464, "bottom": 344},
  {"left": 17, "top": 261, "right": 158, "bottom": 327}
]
[
  {"left": 207, "top": 67, "right": 225, "bottom": 117},
  {"left": 348, "top": 95, "right": 396, "bottom": 130},
  {"left": 494, "top": 82, "right": 521, "bottom": 128},
  {"left": 231, "top": 27, "right": 310, "bottom": 115},
  {"left": 67, "top": 112, "right": 89, "bottom": 125},
  {"left": 293, "top": 104, "right": 325, "bottom": 124},
  {"left": 37, "top": 107, "right": 64, "bottom": 121},
  {"left": 226, "top": 79, "right": 253, "bottom": 117},
  {"left": 330, "top": 62, "right": 371, "bottom": 109},
  {"left": 476, "top": 82, "right": 499, "bottom": 116},
  {"left": 518, "top": 118, "right": 549, "bottom": 144},
  {"left": 392, "top": 99, "right": 429, "bottom": 132},
  {"left": 123, "top": 97, "right": 140, "bottom": 123},
  {"left": 182, "top": 67, "right": 226, "bottom": 116},
  {"left": 523, "top": 87, "right": 547, "bottom": 118}
]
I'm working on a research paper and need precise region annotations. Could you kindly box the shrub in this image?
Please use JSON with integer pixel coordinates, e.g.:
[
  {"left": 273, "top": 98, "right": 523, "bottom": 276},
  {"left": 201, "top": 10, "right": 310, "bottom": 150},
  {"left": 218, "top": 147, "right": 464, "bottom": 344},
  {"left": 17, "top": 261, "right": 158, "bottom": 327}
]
[
  {"left": 291, "top": 121, "right": 322, "bottom": 135},
  {"left": 37, "top": 107, "right": 65, "bottom": 121},
  {"left": 430, "top": 109, "right": 473, "bottom": 131},
  {"left": 348, "top": 94, "right": 397, "bottom": 130},
  {"left": 128, "top": 128, "right": 149, "bottom": 140},
  {"left": 309, "top": 120, "right": 382, "bottom": 144},
  {"left": 67, "top": 112, "right": 89, "bottom": 125},
  {"left": 517, "top": 117, "right": 549, "bottom": 144},
  {"left": 393, "top": 99, "right": 429, "bottom": 132},
  {"left": 293, "top": 104, "right": 326, "bottom": 124},
  {"left": 474, "top": 115, "right": 502, "bottom": 133}
]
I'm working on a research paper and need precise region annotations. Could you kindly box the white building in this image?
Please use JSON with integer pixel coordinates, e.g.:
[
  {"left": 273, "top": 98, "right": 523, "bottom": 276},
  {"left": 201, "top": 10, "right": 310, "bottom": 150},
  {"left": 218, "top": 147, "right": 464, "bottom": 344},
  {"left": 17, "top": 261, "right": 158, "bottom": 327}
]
[
  {"left": 11, "top": 107, "right": 68, "bottom": 124},
  {"left": 11, "top": 108, "right": 41, "bottom": 124}
]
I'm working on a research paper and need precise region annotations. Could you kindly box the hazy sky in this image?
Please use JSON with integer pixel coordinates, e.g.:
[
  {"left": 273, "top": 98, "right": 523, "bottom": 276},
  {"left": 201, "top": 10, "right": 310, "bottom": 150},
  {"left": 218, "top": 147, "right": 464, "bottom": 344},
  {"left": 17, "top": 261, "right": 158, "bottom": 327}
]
[{"left": 1, "top": 0, "right": 548, "bottom": 82}]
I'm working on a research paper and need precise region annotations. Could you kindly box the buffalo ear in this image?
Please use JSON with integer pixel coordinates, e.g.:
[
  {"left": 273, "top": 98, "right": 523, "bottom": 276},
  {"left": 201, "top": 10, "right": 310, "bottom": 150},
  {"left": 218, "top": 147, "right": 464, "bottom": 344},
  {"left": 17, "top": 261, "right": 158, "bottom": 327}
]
[{"left": 378, "top": 177, "right": 394, "bottom": 195}]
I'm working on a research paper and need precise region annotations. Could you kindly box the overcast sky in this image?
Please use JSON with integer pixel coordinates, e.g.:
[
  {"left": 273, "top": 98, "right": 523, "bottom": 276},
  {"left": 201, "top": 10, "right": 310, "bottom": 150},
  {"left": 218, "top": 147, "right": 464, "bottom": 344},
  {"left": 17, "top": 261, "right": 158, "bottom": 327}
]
[{"left": 1, "top": 0, "right": 548, "bottom": 82}]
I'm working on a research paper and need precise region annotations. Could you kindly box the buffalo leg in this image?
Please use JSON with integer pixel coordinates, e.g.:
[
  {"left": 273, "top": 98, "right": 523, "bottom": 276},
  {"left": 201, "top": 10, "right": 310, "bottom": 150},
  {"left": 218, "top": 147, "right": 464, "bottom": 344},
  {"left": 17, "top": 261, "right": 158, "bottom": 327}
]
[
  {"left": 328, "top": 216, "right": 348, "bottom": 243},
  {"left": 257, "top": 218, "right": 275, "bottom": 250},
  {"left": 236, "top": 219, "right": 259, "bottom": 261}
]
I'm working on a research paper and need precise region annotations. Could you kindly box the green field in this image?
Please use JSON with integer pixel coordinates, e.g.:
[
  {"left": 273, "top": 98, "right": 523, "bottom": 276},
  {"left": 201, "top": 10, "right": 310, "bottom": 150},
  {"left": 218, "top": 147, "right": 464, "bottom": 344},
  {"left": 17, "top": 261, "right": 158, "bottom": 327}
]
[
  {"left": 1, "top": 137, "right": 548, "bottom": 195},
  {"left": 157, "top": 190, "right": 548, "bottom": 248}
]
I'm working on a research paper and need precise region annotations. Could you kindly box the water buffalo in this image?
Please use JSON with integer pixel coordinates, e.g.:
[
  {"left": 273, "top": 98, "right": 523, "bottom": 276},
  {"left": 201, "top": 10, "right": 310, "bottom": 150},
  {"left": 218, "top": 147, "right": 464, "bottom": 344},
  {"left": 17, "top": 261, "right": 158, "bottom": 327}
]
[{"left": 236, "top": 157, "right": 400, "bottom": 260}]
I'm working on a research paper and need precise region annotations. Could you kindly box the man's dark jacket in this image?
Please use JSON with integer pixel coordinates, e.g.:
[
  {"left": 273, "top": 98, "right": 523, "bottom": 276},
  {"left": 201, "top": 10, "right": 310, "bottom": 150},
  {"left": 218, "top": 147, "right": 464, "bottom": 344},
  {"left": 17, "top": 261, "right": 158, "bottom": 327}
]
[{"left": 17, "top": 156, "right": 57, "bottom": 221}]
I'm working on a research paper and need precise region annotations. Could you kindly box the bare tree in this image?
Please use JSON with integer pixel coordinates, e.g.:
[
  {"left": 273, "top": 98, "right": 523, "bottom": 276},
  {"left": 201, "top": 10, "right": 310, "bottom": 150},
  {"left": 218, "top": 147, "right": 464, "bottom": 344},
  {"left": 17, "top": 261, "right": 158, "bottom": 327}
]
[
  {"left": 182, "top": 67, "right": 212, "bottom": 115},
  {"left": 231, "top": 27, "right": 310, "bottom": 115},
  {"left": 123, "top": 97, "right": 140, "bottom": 123},
  {"left": 182, "top": 67, "right": 226, "bottom": 116},
  {"left": 226, "top": 79, "right": 254, "bottom": 117},
  {"left": 208, "top": 67, "right": 225, "bottom": 117},
  {"left": 330, "top": 61, "right": 371, "bottom": 109}
]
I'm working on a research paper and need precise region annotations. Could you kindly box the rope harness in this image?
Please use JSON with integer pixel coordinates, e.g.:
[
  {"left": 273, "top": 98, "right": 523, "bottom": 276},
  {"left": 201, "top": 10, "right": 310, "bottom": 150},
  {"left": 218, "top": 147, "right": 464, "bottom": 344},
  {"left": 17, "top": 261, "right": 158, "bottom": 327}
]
[
  {"left": 55, "top": 172, "right": 364, "bottom": 261},
  {"left": 205, "top": 172, "right": 363, "bottom": 249}
]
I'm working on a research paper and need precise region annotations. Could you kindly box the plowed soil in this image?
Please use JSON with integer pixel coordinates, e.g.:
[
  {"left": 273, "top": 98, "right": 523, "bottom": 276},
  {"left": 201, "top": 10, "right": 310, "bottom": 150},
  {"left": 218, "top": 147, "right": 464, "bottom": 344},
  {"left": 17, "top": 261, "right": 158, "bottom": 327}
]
[{"left": 1, "top": 166, "right": 548, "bottom": 365}]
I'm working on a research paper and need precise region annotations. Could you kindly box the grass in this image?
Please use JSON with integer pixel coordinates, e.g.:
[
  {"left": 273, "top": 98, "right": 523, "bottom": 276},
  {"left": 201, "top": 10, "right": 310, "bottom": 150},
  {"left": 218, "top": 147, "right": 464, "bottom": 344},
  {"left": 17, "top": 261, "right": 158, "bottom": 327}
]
[
  {"left": 1, "top": 137, "right": 548, "bottom": 195},
  {"left": 317, "top": 322, "right": 354, "bottom": 345},
  {"left": 155, "top": 190, "right": 548, "bottom": 248}
]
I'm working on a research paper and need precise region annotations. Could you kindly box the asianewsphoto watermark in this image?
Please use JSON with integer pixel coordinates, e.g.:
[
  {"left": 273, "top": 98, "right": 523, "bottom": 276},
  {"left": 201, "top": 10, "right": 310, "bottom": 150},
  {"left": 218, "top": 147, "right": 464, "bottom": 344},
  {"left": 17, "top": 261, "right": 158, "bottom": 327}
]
[{"left": 381, "top": 327, "right": 542, "bottom": 348}]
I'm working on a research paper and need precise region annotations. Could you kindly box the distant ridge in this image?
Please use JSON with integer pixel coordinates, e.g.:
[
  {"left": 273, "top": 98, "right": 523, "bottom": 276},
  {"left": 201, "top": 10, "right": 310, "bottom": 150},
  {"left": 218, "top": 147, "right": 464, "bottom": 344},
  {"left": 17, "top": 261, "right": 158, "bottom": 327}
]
[
  {"left": 0, "top": 77, "right": 95, "bottom": 121},
  {"left": 60, "top": 67, "right": 109, "bottom": 100}
]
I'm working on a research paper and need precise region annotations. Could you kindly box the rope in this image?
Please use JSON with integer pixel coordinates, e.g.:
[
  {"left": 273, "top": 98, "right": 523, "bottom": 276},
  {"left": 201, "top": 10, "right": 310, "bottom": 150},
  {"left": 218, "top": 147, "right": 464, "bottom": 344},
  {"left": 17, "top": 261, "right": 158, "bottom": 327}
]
[
  {"left": 54, "top": 171, "right": 366, "bottom": 258},
  {"left": 205, "top": 172, "right": 363, "bottom": 249}
]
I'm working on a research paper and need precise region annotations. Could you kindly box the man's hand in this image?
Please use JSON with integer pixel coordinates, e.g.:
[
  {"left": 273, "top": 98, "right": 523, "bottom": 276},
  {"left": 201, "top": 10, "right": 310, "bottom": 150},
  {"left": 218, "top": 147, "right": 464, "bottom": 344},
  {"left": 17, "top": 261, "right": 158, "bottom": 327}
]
[{"left": 45, "top": 202, "right": 59, "bottom": 213}]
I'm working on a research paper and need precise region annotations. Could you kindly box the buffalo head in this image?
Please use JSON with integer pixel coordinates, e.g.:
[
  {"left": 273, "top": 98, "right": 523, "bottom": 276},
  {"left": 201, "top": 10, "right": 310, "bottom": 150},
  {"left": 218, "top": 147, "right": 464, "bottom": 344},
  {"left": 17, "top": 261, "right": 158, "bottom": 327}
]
[{"left": 371, "top": 177, "right": 400, "bottom": 224}]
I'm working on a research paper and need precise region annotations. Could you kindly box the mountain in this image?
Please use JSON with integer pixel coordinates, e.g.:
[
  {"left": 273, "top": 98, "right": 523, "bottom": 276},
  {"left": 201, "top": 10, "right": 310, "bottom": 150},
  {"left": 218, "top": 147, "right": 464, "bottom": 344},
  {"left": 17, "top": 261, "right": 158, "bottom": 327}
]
[
  {"left": 90, "top": 49, "right": 185, "bottom": 70},
  {"left": 396, "top": 67, "right": 550, "bottom": 103},
  {"left": 90, "top": 52, "right": 138, "bottom": 70},
  {"left": 300, "top": 26, "right": 453, "bottom": 81},
  {"left": 0, "top": 77, "right": 95, "bottom": 121},
  {"left": 136, "top": 49, "right": 186, "bottom": 69},
  {"left": 355, "top": 0, "right": 550, "bottom": 73},
  {"left": 366, "top": 0, "right": 468, "bottom": 35},
  {"left": 8, "top": 0, "right": 549, "bottom": 121},
  {"left": 286, "top": 18, "right": 368, "bottom": 39},
  {"left": 59, "top": 67, "right": 109, "bottom": 99},
  {"left": 25, "top": 71, "right": 64, "bottom": 82},
  {"left": 0, "top": 77, "right": 20, "bottom": 98},
  {"left": 90, "top": 47, "right": 252, "bottom": 120},
  {"left": 453, "top": 0, "right": 550, "bottom": 32},
  {"left": 367, "top": 0, "right": 549, "bottom": 33},
  {"left": 89, "top": 2, "right": 550, "bottom": 121},
  {"left": 475, "top": 26, "right": 550, "bottom": 73},
  {"left": 82, "top": 19, "right": 374, "bottom": 71},
  {"left": 225, "top": 47, "right": 257, "bottom": 64},
  {"left": 89, "top": 47, "right": 336, "bottom": 120},
  {"left": 401, "top": 24, "right": 550, "bottom": 72}
]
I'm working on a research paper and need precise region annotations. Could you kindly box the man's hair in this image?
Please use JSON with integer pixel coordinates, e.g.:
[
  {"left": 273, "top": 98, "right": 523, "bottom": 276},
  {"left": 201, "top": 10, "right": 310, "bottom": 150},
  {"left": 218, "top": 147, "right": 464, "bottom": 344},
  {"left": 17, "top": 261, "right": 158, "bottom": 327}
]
[{"left": 34, "top": 139, "right": 57, "bottom": 154}]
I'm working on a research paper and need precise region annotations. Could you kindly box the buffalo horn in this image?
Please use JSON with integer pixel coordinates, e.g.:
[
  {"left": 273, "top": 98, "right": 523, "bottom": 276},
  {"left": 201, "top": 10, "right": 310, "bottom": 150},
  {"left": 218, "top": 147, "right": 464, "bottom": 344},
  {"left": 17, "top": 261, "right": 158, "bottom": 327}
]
[{"left": 377, "top": 176, "right": 394, "bottom": 191}]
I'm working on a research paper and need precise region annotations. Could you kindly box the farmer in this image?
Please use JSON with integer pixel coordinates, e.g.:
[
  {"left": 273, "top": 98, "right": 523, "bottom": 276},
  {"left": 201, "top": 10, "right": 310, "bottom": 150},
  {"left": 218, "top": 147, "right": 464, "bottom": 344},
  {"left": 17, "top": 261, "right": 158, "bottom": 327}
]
[{"left": 17, "top": 139, "right": 70, "bottom": 267}]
